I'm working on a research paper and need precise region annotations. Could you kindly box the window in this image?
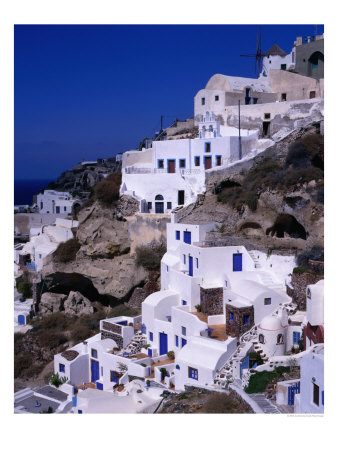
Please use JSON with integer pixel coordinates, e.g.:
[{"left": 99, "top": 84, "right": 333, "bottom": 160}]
[
  {"left": 259, "top": 334, "right": 264, "bottom": 344},
  {"left": 243, "top": 315, "right": 250, "bottom": 325},
  {"left": 158, "top": 159, "right": 164, "bottom": 169},
  {"left": 101, "top": 367, "right": 103, "bottom": 376},
  {"left": 147, "top": 202, "right": 152, "bottom": 211},
  {"left": 188, "top": 367, "right": 198, "bottom": 380},
  {"left": 56, "top": 206, "right": 60, "bottom": 214},
  {"left": 281, "top": 93, "right": 287, "bottom": 101},
  {"left": 166, "top": 265, "right": 169, "bottom": 272},
  {"left": 181, "top": 326, "right": 186, "bottom": 336},
  {"left": 245, "top": 88, "right": 250, "bottom": 97},
  {"left": 167, "top": 202, "right": 172, "bottom": 210},
  {"left": 176, "top": 230, "right": 180, "bottom": 240},
  {"left": 201, "top": 295, "right": 204, "bottom": 303},
  {"left": 201, "top": 97, "right": 205, "bottom": 105},
  {"left": 175, "top": 335, "right": 179, "bottom": 347},
  {"left": 91, "top": 349, "right": 98, "bottom": 359},
  {"left": 178, "top": 190, "right": 185, "bottom": 205},
  {"left": 215, "top": 95, "right": 219, "bottom": 101},
  {"left": 309, "top": 91, "right": 316, "bottom": 99},
  {"left": 264, "top": 113, "right": 270, "bottom": 119},
  {"left": 179, "top": 159, "right": 186, "bottom": 169},
  {"left": 110, "top": 371, "right": 119, "bottom": 383},
  {"left": 264, "top": 298, "right": 271, "bottom": 305},
  {"left": 216, "top": 155, "right": 222, "bottom": 166},
  {"left": 149, "top": 332, "right": 153, "bottom": 342},
  {"left": 181, "top": 338, "right": 187, "bottom": 347},
  {"left": 293, "top": 331, "right": 301, "bottom": 345},
  {"left": 205, "top": 142, "right": 211, "bottom": 153},
  {"left": 313, "top": 383, "right": 320, "bottom": 406},
  {"left": 64, "top": 206, "right": 67, "bottom": 211},
  {"left": 59, "top": 363, "right": 65, "bottom": 373},
  {"left": 195, "top": 156, "right": 200, "bottom": 166},
  {"left": 253, "top": 98, "right": 258, "bottom": 104},
  {"left": 230, "top": 312, "right": 234, "bottom": 322},
  {"left": 39, "top": 254, "right": 42, "bottom": 259},
  {"left": 196, "top": 258, "right": 199, "bottom": 268},
  {"left": 307, "top": 288, "right": 311, "bottom": 299},
  {"left": 183, "top": 254, "right": 186, "bottom": 264},
  {"left": 277, "top": 334, "right": 284, "bottom": 344},
  {"left": 281, "top": 64, "right": 287, "bottom": 70},
  {"left": 182, "top": 300, "right": 187, "bottom": 306},
  {"left": 40, "top": 202, "right": 43, "bottom": 210}
]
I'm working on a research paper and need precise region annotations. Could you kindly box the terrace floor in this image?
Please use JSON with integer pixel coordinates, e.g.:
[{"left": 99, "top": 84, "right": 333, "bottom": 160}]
[
  {"left": 75, "top": 382, "right": 96, "bottom": 392},
  {"left": 191, "top": 312, "right": 228, "bottom": 341},
  {"left": 127, "top": 352, "right": 148, "bottom": 360},
  {"left": 145, "top": 358, "right": 174, "bottom": 379}
]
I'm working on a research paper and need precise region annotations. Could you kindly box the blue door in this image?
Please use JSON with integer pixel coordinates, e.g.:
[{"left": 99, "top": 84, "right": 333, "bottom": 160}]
[
  {"left": 189, "top": 256, "right": 193, "bottom": 276},
  {"left": 155, "top": 202, "right": 164, "bottom": 214},
  {"left": 18, "top": 314, "right": 25, "bottom": 325},
  {"left": 183, "top": 231, "right": 191, "bottom": 244},
  {"left": 181, "top": 338, "right": 187, "bottom": 347},
  {"left": 159, "top": 332, "right": 168, "bottom": 355},
  {"left": 91, "top": 359, "right": 99, "bottom": 382},
  {"left": 233, "top": 253, "right": 242, "bottom": 271}
]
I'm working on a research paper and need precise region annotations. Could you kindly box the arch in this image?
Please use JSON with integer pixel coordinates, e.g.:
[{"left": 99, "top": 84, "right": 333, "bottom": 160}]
[
  {"left": 277, "top": 334, "right": 284, "bottom": 344},
  {"left": 155, "top": 194, "right": 164, "bottom": 201}
]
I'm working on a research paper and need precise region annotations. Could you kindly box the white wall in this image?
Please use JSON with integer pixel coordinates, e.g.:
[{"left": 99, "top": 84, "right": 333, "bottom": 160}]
[
  {"left": 37, "top": 190, "right": 74, "bottom": 214},
  {"left": 295, "top": 352, "right": 324, "bottom": 414},
  {"left": 306, "top": 280, "right": 324, "bottom": 326}
]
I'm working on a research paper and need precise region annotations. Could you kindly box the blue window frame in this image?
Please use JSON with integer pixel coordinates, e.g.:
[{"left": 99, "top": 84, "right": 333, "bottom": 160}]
[
  {"left": 149, "top": 332, "right": 153, "bottom": 342},
  {"left": 183, "top": 254, "right": 186, "bottom": 264},
  {"left": 181, "top": 338, "right": 187, "bottom": 347},
  {"left": 182, "top": 326, "right": 186, "bottom": 336},
  {"left": 175, "top": 335, "right": 179, "bottom": 347},
  {"left": 179, "top": 159, "right": 186, "bottom": 169},
  {"left": 195, "top": 156, "right": 200, "bottom": 166},
  {"left": 205, "top": 142, "right": 211, "bottom": 152},
  {"left": 59, "top": 363, "right": 65, "bottom": 373},
  {"left": 176, "top": 230, "right": 180, "bottom": 240},
  {"left": 230, "top": 312, "right": 234, "bottom": 322},
  {"left": 189, "top": 367, "right": 198, "bottom": 380},
  {"left": 101, "top": 367, "right": 103, "bottom": 376},
  {"left": 183, "top": 231, "right": 191, "bottom": 244},
  {"left": 182, "top": 300, "right": 187, "bottom": 305},
  {"left": 91, "top": 349, "right": 98, "bottom": 359},
  {"left": 293, "top": 331, "right": 301, "bottom": 345},
  {"left": 243, "top": 315, "right": 250, "bottom": 325},
  {"left": 167, "top": 202, "right": 172, "bottom": 209},
  {"left": 196, "top": 258, "right": 199, "bottom": 268},
  {"left": 157, "top": 159, "right": 164, "bottom": 169}
]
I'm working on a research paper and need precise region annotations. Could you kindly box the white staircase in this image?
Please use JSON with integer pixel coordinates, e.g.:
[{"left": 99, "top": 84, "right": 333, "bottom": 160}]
[
  {"left": 248, "top": 250, "right": 262, "bottom": 269},
  {"left": 123, "top": 332, "right": 147, "bottom": 355}
]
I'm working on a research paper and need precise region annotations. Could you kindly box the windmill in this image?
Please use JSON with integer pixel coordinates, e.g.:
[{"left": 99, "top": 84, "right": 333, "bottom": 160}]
[{"left": 240, "top": 25, "right": 263, "bottom": 78}]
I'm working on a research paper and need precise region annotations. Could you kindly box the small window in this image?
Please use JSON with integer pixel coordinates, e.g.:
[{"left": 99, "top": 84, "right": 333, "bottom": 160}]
[
  {"left": 243, "top": 315, "right": 250, "bottom": 325},
  {"left": 40, "top": 202, "right": 43, "bottom": 210},
  {"left": 264, "top": 113, "right": 270, "bottom": 119},
  {"left": 101, "top": 367, "right": 103, "bottom": 376},
  {"left": 56, "top": 206, "right": 60, "bottom": 214},
  {"left": 313, "top": 383, "right": 320, "bottom": 406},
  {"left": 166, "top": 265, "right": 169, "bottom": 272},
  {"left": 253, "top": 98, "right": 258, "bottom": 104},
  {"left": 64, "top": 206, "right": 67, "bottom": 211},
  {"left": 264, "top": 298, "right": 271, "bottom": 305},
  {"left": 230, "top": 312, "right": 234, "bottom": 322},
  {"left": 149, "top": 332, "right": 153, "bottom": 342},
  {"left": 176, "top": 230, "right": 180, "bottom": 240},
  {"left": 245, "top": 88, "right": 250, "bottom": 97},
  {"left": 181, "top": 326, "right": 186, "bottom": 336},
  {"left": 201, "top": 295, "right": 204, "bottom": 303},
  {"left": 175, "top": 335, "right": 179, "bottom": 347},
  {"left": 182, "top": 300, "right": 187, "bottom": 306},
  {"left": 181, "top": 338, "right": 187, "bottom": 347},
  {"left": 158, "top": 159, "right": 164, "bottom": 169},
  {"left": 281, "top": 93, "right": 287, "bottom": 101},
  {"left": 259, "top": 334, "right": 264, "bottom": 344},
  {"left": 205, "top": 142, "right": 211, "bottom": 153},
  {"left": 215, "top": 95, "right": 219, "bottom": 101},
  {"left": 59, "top": 363, "right": 65, "bottom": 373},
  {"left": 179, "top": 159, "right": 186, "bottom": 169},
  {"left": 91, "top": 349, "right": 98, "bottom": 359},
  {"left": 277, "top": 334, "right": 284, "bottom": 344},
  {"left": 307, "top": 288, "right": 311, "bottom": 299},
  {"left": 183, "top": 254, "right": 186, "bottom": 264},
  {"left": 281, "top": 64, "right": 287, "bottom": 70},
  {"left": 189, "top": 367, "right": 198, "bottom": 380},
  {"left": 167, "top": 202, "right": 172, "bottom": 210},
  {"left": 293, "top": 331, "right": 301, "bottom": 345},
  {"left": 310, "top": 91, "right": 316, "bottom": 99},
  {"left": 201, "top": 97, "right": 205, "bottom": 105},
  {"left": 196, "top": 258, "right": 199, "bottom": 268},
  {"left": 147, "top": 202, "right": 152, "bottom": 211},
  {"left": 216, "top": 155, "right": 222, "bottom": 166},
  {"left": 195, "top": 156, "right": 200, "bottom": 166}
]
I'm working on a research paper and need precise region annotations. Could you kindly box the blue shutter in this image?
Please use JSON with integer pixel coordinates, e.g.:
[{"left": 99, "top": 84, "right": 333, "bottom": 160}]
[
  {"left": 233, "top": 253, "right": 242, "bottom": 271},
  {"left": 322, "top": 390, "right": 324, "bottom": 405},
  {"left": 183, "top": 231, "right": 191, "bottom": 244},
  {"left": 181, "top": 338, "right": 187, "bottom": 347},
  {"left": 176, "top": 230, "right": 180, "bottom": 240}
]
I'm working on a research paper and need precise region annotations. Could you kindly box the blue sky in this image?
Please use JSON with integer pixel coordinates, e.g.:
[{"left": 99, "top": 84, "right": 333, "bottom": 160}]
[{"left": 14, "top": 24, "right": 324, "bottom": 180}]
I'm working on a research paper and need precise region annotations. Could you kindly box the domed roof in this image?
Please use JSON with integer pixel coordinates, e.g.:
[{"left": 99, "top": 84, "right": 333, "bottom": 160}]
[{"left": 259, "top": 315, "right": 284, "bottom": 331}]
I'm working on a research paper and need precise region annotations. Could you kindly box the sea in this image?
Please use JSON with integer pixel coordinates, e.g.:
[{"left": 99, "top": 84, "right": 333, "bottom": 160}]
[{"left": 14, "top": 179, "right": 53, "bottom": 206}]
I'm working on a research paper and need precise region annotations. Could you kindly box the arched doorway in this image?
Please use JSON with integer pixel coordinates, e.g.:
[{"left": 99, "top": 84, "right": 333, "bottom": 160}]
[
  {"left": 155, "top": 194, "right": 164, "bottom": 214},
  {"left": 308, "top": 51, "right": 324, "bottom": 78}
]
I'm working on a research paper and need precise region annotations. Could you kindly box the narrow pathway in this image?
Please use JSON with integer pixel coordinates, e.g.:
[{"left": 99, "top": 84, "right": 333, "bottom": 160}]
[{"left": 248, "top": 394, "right": 281, "bottom": 414}]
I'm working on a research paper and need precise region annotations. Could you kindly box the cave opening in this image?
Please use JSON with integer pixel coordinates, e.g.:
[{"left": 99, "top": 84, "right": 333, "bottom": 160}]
[{"left": 266, "top": 214, "right": 307, "bottom": 240}]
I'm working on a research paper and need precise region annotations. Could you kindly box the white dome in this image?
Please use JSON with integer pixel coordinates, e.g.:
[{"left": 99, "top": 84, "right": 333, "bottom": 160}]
[{"left": 259, "top": 315, "right": 284, "bottom": 331}]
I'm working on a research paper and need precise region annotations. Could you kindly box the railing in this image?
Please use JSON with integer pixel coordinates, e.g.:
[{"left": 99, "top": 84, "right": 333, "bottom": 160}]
[
  {"left": 26, "top": 262, "right": 37, "bottom": 272},
  {"left": 124, "top": 167, "right": 201, "bottom": 175}
]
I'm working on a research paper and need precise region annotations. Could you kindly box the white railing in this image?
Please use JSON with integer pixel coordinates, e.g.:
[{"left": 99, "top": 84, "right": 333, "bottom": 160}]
[{"left": 124, "top": 167, "right": 202, "bottom": 175}]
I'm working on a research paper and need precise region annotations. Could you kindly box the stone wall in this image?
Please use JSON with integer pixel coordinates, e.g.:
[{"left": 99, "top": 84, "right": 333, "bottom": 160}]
[
  {"left": 226, "top": 304, "right": 254, "bottom": 338},
  {"left": 200, "top": 287, "right": 223, "bottom": 315},
  {"left": 290, "top": 272, "right": 324, "bottom": 310},
  {"left": 101, "top": 331, "right": 123, "bottom": 349},
  {"left": 102, "top": 321, "right": 122, "bottom": 335}
]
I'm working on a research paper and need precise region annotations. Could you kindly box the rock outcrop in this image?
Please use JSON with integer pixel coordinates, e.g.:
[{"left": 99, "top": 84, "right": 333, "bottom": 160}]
[
  {"left": 64, "top": 291, "right": 94, "bottom": 316},
  {"left": 39, "top": 292, "right": 67, "bottom": 315}
]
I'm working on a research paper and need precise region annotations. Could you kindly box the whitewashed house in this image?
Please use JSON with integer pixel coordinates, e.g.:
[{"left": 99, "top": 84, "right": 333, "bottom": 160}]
[
  {"left": 304, "top": 279, "right": 324, "bottom": 349},
  {"left": 121, "top": 112, "right": 259, "bottom": 213},
  {"left": 36, "top": 190, "right": 76, "bottom": 215}
]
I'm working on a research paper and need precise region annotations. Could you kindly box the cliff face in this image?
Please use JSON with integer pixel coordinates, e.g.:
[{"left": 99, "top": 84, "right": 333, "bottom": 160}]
[{"left": 42, "top": 196, "right": 148, "bottom": 305}]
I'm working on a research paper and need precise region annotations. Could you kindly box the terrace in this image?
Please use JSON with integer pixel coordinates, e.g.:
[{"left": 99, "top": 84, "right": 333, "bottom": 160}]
[{"left": 191, "top": 311, "right": 228, "bottom": 342}]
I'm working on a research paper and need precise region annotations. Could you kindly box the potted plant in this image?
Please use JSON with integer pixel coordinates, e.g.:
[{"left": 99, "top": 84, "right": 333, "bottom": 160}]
[
  {"left": 167, "top": 350, "right": 175, "bottom": 360},
  {"left": 160, "top": 367, "right": 168, "bottom": 382},
  {"left": 146, "top": 380, "right": 151, "bottom": 388},
  {"left": 195, "top": 304, "right": 201, "bottom": 313}
]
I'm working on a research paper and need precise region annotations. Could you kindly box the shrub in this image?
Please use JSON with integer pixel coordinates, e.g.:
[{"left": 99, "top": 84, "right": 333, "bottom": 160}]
[
  {"left": 70, "top": 325, "right": 95, "bottom": 344},
  {"left": 135, "top": 240, "right": 166, "bottom": 271},
  {"left": 55, "top": 238, "right": 80, "bottom": 263},
  {"left": 37, "top": 330, "right": 67, "bottom": 349},
  {"left": 17, "top": 280, "right": 32, "bottom": 299},
  {"left": 14, "top": 353, "right": 34, "bottom": 378},
  {"left": 244, "top": 191, "right": 258, "bottom": 212},
  {"left": 246, "top": 367, "right": 290, "bottom": 393},
  {"left": 167, "top": 351, "right": 175, "bottom": 359},
  {"left": 93, "top": 173, "right": 121, "bottom": 205},
  {"left": 14, "top": 332, "right": 25, "bottom": 345},
  {"left": 31, "top": 312, "right": 75, "bottom": 332},
  {"left": 50, "top": 372, "right": 68, "bottom": 388},
  {"left": 41, "top": 407, "right": 54, "bottom": 414},
  {"left": 284, "top": 166, "right": 323, "bottom": 187},
  {"left": 203, "top": 392, "right": 249, "bottom": 414},
  {"left": 285, "top": 142, "right": 311, "bottom": 168}
]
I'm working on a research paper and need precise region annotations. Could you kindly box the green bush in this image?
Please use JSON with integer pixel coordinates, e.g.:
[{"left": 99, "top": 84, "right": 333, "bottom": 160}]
[
  {"left": 14, "top": 353, "right": 34, "bottom": 378},
  {"left": 37, "top": 330, "right": 67, "bottom": 349},
  {"left": 55, "top": 238, "right": 80, "bottom": 263},
  {"left": 203, "top": 392, "right": 250, "bottom": 414},
  {"left": 246, "top": 367, "right": 290, "bottom": 393},
  {"left": 70, "top": 325, "right": 95, "bottom": 344},
  {"left": 50, "top": 372, "right": 68, "bottom": 388},
  {"left": 93, "top": 173, "right": 122, "bottom": 205},
  {"left": 17, "top": 280, "right": 32, "bottom": 299}
]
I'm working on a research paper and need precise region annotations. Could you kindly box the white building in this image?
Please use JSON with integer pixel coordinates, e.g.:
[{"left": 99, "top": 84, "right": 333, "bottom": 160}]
[
  {"left": 36, "top": 190, "right": 76, "bottom": 215},
  {"left": 294, "top": 347, "right": 324, "bottom": 414},
  {"left": 121, "top": 112, "right": 260, "bottom": 213},
  {"left": 261, "top": 43, "right": 294, "bottom": 77}
]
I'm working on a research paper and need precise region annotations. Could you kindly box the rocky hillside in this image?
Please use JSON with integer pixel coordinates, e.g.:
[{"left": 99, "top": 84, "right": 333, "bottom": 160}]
[{"left": 177, "top": 123, "right": 324, "bottom": 254}]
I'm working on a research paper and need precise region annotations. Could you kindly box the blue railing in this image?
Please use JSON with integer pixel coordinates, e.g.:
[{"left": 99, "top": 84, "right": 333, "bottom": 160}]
[{"left": 26, "top": 262, "right": 36, "bottom": 271}]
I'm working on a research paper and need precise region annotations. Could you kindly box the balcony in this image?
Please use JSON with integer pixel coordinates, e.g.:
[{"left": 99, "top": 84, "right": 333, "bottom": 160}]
[{"left": 124, "top": 167, "right": 201, "bottom": 175}]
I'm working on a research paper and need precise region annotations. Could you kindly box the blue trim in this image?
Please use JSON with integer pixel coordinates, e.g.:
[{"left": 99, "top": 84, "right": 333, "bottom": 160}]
[
  {"left": 59, "top": 363, "right": 65, "bottom": 373},
  {"left": 157, "top": 159, "right": 164, "bottom": 169},
  {"left": 188, "top": 255, "right": 193, "bottom": 276},
  {"left": 243, "top": 315, "right": 250, "bottom": 325},
  {"left": 96, "top": 382, "right": 103, "bottom": 391},
  {"left": 91, "top": 349, "right": 98, "bottom": 359},
  {"left": 176, "top": 230, "right": 180, "bottom": 240},
  {"left": 181, "top": 338, "right": 187, "bottom": 347},
  {"left": 196, "top": 258, "right": 199, "bottom": 268},
  {"left": 189, "top": 367, "right": 198, "bottom": 380},
  {"left": 149, "top": 332, "right": 153, "bottom": 342},
  {"left": 167, "top": 202, "right": 172, "bottom": 209},
  {"left": 183, "top": 231, "right": 191, "bottom": 244},
  {"left": 167, "top": 159, "right": 176, "bottom": 173},
  {"left": 194, "top": 156, "right": 200, "bottom": 166},
  {"left": 147, "top": 348, "right": 152, "bottom": 357},
  {"left": 322, "top": 390, "right": 324, "bottom": 406},
  {"left": 233, "top": 253, "right": 242, "bottom": 272},
  {"left": 204, "top": 142, "right": 211, "bottom": 152},
  {"left": 182, "top": 300, "right": 187, "bottom": 305},
  {"left": 175, "top": 335, "right": 179, "bottom": 347},
  {"left": 181, "top": 326, "right": 186, "bottom": 336},
  {"left": 293, "top": 331, "right": 301, "bottom": 345},
  {"left": 215, "top": 155, "right": 222, "bottom": 166},
  {"left": 183, "top": 254, "right": 186, "bottom": 264},
  {"left": 179, "top": 158, "right": 186, "bottom": 169}
]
